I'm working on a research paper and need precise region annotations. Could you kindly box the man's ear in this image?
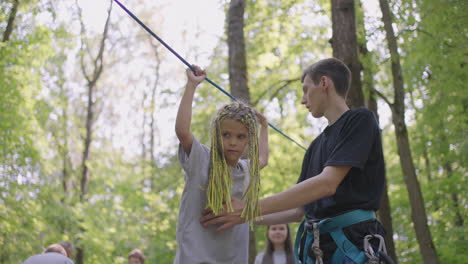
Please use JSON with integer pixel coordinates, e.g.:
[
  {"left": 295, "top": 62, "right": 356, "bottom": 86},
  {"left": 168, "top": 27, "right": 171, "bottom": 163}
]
[
  {"left": 321, "top": 76, "right": 335, "bottom": 94},
  {"left": 320, "top": 76, "right": 330, "bottom": 90}
]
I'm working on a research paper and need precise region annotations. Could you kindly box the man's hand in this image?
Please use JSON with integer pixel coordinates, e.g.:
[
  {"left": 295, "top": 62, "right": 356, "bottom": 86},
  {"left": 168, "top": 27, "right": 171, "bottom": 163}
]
[{"left": 200, "top": 197, "right": 246, "bottom": 232}]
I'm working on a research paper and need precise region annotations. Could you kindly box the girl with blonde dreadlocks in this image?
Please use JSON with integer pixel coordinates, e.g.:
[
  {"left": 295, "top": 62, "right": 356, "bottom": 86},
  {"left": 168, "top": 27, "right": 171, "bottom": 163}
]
[{"left": 174, "top": 65, "right": 269, "bottom": 264}]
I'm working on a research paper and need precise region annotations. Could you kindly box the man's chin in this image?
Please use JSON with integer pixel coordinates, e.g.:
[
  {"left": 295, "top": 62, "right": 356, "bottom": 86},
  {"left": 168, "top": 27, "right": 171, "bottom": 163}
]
[{"left": 311, "top": 112, "right": 322, "bottom": 118}]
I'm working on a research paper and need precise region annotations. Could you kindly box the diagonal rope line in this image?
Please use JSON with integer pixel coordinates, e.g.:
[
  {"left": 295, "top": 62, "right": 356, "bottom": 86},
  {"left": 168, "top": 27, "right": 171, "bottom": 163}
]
[{"left": 113, "top": 0, "right": 306, "bottom": 151}]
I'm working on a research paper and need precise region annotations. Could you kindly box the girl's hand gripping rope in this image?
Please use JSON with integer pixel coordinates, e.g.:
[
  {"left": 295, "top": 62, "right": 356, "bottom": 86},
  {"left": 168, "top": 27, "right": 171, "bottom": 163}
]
[
  {"left": 186, "top": 65, "right": 206, "bottom": 87},
  {"left": 201, "top": 197, "right": 246, "bottom": 232}
]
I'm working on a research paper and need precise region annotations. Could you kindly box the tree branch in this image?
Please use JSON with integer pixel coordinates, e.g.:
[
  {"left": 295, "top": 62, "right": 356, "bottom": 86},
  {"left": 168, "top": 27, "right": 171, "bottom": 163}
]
[
  {"left": 252, "top": 77, "right": 300, "bottom": 106},
  {"left": 2, "top": 0, "right": 19, "bottom": 42},
  {"left": 92, "top": 0, "right": 113, "bottom": 81},
  {"left": 371, "top": 87, "right": 393, "bottom": 109}
]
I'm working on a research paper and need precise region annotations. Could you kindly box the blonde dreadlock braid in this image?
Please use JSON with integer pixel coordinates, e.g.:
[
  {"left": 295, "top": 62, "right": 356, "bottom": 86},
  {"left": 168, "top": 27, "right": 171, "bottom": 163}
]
[{"left": 206, "top": 102, "right": 261, "bottom": 227}]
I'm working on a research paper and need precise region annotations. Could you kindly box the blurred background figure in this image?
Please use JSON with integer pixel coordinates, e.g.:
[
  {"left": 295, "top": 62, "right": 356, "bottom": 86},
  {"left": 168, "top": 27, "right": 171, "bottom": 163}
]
[
  {"left": 22, "top": 243, "right": 74, "bottom": 264},
  {"left": 58, "top": 241, "right": 75, "bottom": 260},
  {"left": 128, "top": 248, "right": 146, "bottom": 264},
  {"left": 44, "top": 244, "right": 67, "bottom": 255},
  {"left": 255, "top": 224, "right": 295, "bottom": 264}
]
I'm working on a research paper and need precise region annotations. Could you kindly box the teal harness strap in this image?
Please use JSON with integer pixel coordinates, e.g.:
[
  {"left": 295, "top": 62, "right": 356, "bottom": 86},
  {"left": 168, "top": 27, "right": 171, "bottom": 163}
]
[
  {"left": 294, "top": 210, "right": 376, "bottom": 264},
  {"left": 294, "top": 220, "right": 305, "bottom": 263},
  {"left": 294, "top": 220, "right": 315, "bottom": 264}
]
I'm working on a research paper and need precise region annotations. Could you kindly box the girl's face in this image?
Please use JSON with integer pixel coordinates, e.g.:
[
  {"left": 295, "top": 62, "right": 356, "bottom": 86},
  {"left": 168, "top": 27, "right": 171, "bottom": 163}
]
[
  {"left": 128, "top": 257, "right": 142, "bottom": 264},
  {"left": 268, "top": 224, "right": 288, "bottom": 246},
  {"left": 220, "top": 119, "right": 249, "bottom": 167}
]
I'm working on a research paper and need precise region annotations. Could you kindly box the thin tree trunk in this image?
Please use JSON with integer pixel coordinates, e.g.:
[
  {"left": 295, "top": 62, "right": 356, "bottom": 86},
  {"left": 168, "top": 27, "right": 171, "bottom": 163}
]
[
  {"left": 80, "top": 78, "right": 95, "bottom": 202},
  {"left": 436, "top": 127, "right": 463, "bottom": 227},
  {"left": 77, "top": 0, "right": 112, "bottom": 201},
  {"left": 444, "top": 162, "right": 464, "bottom": 226},
  {"left": 391, "top": 115, "right": 439, "bottom": 263},
  {"left": 378, "top": 0, "right": 440, "bottom": 262},
  {"left": 2, "top": 0, "right": 19, "bottom": 42},
  {"left": 75, "top": 1, "right": 113, "bottom": 263},
  {"left": 331, "top": 0, "right": 364, "bottom": 108},
  {"left": 422, "top": 147, "right": 433, "bottom": 181},
  {"left": 60, "top": 84, "right": 72, "bottom": 198},
  {"left": 149, "top": 43, "right": 161, "bottom": 189},
  {"left": 364, "top": 58, "right": 398, "bottom": 264},
  {"left": 141, "top": 88, "right": 148, "bottom": 174},
  {"left": 356, "top": 1, "right": 398, "bottom": 259},
  {"left": 227, "top": 1, "right": 255, "bottom": 262}
]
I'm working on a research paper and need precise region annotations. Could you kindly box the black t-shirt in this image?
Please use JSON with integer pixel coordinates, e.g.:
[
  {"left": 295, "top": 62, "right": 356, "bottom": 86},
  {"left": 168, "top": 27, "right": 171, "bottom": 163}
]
[{"left": 297, "top": 108, "right": 385, "bottom": 220}]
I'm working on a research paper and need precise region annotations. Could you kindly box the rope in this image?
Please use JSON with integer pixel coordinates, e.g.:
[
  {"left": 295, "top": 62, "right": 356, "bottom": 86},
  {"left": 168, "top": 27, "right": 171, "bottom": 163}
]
[
  {"left": 113, "top": 0, "right": 307, "bottom": 151},
  {"left": 312, "top": 223, "right": 324, "bottom": 264}
]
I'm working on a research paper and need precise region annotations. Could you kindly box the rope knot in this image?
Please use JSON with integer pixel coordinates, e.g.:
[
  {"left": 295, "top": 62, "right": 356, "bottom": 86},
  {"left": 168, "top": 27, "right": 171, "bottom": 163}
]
[{"left": 311, "top": 246, "right": 323, "bottom": 258}]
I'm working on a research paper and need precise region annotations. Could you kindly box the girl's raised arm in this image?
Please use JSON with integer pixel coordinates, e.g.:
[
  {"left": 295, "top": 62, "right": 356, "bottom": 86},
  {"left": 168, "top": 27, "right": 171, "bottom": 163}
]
[{"left": 175, "top": 66, "right": 206, "bottom": 154}]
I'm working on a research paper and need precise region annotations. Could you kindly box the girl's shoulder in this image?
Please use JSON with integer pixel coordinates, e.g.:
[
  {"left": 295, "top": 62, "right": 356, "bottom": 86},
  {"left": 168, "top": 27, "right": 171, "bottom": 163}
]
[{"left": 254, "top": 252, "right": 265, "bottom": 264}]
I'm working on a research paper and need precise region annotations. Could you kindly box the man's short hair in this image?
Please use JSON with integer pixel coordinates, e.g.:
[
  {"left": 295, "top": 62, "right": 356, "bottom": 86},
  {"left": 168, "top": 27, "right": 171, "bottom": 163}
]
[{"left": 301, "top": 58, "right": 351, "bottom": 98}]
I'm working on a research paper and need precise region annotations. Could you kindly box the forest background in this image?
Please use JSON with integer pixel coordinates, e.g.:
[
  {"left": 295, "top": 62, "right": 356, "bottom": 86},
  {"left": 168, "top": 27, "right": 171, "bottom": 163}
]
[{"left": 0, "top": 0, "right": 466, "bottom": 263}]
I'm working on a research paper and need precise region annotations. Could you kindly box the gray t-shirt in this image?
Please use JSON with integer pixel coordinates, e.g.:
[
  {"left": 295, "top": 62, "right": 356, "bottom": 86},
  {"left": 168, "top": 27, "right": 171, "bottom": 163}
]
[
  {"left": 254, "top": 250, "right": 287, "bottom": 264},
  {"left": 22, "top": 253, "right": 74, "bottom": 264},
  {"left": 174, "top": 138, "right": 250, "bottom": 264}
]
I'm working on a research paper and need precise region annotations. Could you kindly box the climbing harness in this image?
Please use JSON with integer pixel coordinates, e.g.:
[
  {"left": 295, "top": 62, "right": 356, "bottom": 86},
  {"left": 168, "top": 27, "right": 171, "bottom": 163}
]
[
  {"left": 294, "top": 210, "right": 393, "bottom": 264},
  {"left": 112, "top": 0, "right": 307, "bottom": 151}
]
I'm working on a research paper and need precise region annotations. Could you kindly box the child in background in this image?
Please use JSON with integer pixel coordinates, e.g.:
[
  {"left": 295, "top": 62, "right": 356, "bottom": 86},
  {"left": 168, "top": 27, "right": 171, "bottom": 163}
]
[
  {"left": 128, "top": 249, "right": 145, "bottom": 264},
  {"left": 174, "top": 65, "right": 269, "bottom": 264},
  {"left": 255, "top": 224, "right": 295, "bottom": 264}
]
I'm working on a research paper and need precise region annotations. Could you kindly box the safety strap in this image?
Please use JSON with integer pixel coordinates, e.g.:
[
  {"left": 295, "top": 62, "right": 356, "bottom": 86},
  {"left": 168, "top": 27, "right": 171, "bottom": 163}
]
[
  {"left": 294, "top": 220, "right": 305, "bottom": 263},
  {"left": 294, "top": 210, "right": 376, "bottom": 264}
]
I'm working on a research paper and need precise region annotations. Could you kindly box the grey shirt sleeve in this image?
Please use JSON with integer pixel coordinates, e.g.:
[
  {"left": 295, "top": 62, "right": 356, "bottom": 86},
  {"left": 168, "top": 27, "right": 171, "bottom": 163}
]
[{"left": 177, "top": 138, "right": 210, "bottom": 179}]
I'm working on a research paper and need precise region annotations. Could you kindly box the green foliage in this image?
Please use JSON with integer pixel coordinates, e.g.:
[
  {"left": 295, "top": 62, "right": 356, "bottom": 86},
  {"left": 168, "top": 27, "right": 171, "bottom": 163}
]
[
  {"left": 393, "top": 0, "right": 467, "bottom": 262},
  {"left": 1, "top": 0, "right": 466, "bottom": 263}
]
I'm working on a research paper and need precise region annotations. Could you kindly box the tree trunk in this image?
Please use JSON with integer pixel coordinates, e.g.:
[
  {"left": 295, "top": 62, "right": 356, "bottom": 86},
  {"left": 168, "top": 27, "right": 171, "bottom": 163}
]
[
  {"left": 149, "top": 44, "right": 161, "bottom": 189},
  {"left": 77, "top": 0, "right": 112, "bottom": 202},
  {"left": 76, "top": 248, "right": 84, "bottom": 264},
  {"left": 392, "top": 114, "right": 439, "bottom": 263},
  {"left": 444, "top": 162, "right": 464, "bottom": 227},
  {"left": 141, "top": 85, "right": 147, "bottom": 171},
  {"left": 80, "top": 79, "right": 95, "bottom": 202},
  {"left": 75, "top": 1, "right": 113, "bottom": 263},
  {"left": 60, "top": 84, "right": 72, "bottom": 198},
  {"left": 228, "top": 0, "right": 250, "bottom": 103},
  {"left": 356, "top": 1, "right": 398, "bottom": 259},
  {"left": 331, "top": 0, "right": 364, "bottom": 108},
  {"left": 227, "top": 1, "right": 256, "bottom": 262},
  {"left": 378, "top": 0, "right": 440, "bottom": 262},
  {"left": 366, "top": 65, "right": 398, "bottom": 264},
  {"left": 2, "top": 0, "right": 19, "bottom": 42}
]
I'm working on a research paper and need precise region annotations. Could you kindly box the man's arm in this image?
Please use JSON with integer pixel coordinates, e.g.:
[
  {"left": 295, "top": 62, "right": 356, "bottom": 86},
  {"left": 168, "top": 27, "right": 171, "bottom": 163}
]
[
  {"left": 201, "top": 165, "right": 351, "bottom": 231},
  {"left": 175, "top": 66, "right": 206, "bottom": 154},
  {"left": 254, "top": 207, "right": 304, "bottom": 226}
]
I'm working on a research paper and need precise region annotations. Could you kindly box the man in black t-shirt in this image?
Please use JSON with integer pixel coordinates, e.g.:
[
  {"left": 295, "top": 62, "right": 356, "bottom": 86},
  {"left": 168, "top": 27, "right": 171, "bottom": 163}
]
[{"left": 201, "top": 58, "right": 387, "bottom": 263}]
